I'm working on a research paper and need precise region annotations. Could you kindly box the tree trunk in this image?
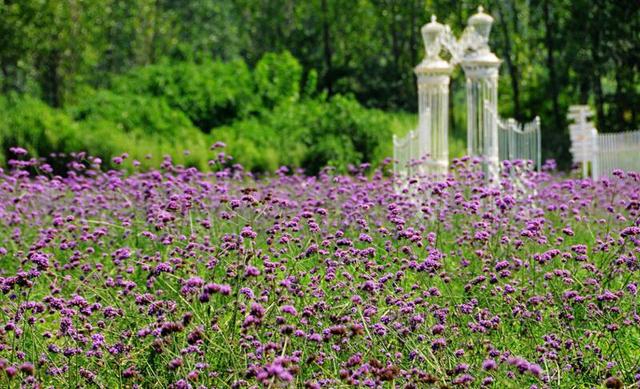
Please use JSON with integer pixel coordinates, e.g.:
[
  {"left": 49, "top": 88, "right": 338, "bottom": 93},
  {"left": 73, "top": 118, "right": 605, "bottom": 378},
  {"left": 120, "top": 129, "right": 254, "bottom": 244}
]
[
  {"left": 587, "top": 3, "right": 605, "bottom": 131},
  {"left": 578, "top": 77, "right": 590, "bottom": 104},
  {"left": 542, "top": 0, "right": 561, "bottom": 132},
  {"left": 593, "top": 75, "right": 605, "bottom": 131},
  {"left": 508, "top": 0, "right": 519, "bottom": 37},
  {"left": 456, "top": 0, "right": 463, "bottom": 28},
  {"left": 1, "top": 63, "right": 15, "bottom": 94},
  {"left": 496, "top": 0, "right": 521, "bottom": 120},
  {"left": 321, "top": 0, "right": 333, "bottom": 95},
  {"left": 409, "top": 0, "right": 417, "bottom": 69},
  {"left": 150, "top": 0, "right": 160, "bottom": 64},
  {"left": 614, "top": 71, "right": 625, "bottom": 131},
  {"left": 390, "top": 1, "right": 400, "bottom": 71},
  {"left": 41, "top": 50, "right": 62, "bottom": 108}
]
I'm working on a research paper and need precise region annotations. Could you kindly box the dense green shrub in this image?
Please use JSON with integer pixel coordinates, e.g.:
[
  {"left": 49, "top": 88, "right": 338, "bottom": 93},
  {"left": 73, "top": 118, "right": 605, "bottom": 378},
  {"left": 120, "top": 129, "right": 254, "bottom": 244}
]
[
  {"left": 111, "top": 60, "right": 257, "bottom": 130},
  {"left": 68, "top": 90, "right": 211, "bottom": 170},
  {"left": 306, "top": 95, "right": 392, "bottom": 173},
  {"left": 253, "top": 52, "right": 303, "bottom": 109},
  {"left": 213, "top": 95, "right": 392, "bottom": 174},
  {"left": 67, "top": 119, "right": 211, "bottom": 171},
  {"left": 212, "top": 100, "right": 316, "bottom": 173},
  {"left": 110, "top": 52, "right": 308, "bottom": 131},
  {"left": 0, "top": 92, "right": 211, "bottom": 171},
  {"left": 0, "top": 53, "right": 401, "bottom": 174},
  {"left": 0, "top": 94, "right": 80, "bottom": 165},
  {"left": 69, "top": 90, "right": 195, "bottom": 136}
]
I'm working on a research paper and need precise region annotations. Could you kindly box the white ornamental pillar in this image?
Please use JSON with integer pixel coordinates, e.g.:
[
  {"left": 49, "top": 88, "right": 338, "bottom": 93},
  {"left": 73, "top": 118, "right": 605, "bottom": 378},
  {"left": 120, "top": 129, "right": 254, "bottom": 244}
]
[
  {"left": 461, "top": 7, "right": 501, "bottom": 182},
  {"left": 568, "top": 105, "right": 598, "bottom": 179},
  {"left": 415, "top": 15, "right": 452, "bottom": 175}
]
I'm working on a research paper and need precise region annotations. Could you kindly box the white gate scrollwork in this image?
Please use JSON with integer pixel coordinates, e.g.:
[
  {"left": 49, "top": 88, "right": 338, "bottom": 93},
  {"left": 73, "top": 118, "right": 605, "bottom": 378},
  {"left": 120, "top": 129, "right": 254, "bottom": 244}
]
[{"left": 394, "top": 7, "right": 542, "bottom": 182}]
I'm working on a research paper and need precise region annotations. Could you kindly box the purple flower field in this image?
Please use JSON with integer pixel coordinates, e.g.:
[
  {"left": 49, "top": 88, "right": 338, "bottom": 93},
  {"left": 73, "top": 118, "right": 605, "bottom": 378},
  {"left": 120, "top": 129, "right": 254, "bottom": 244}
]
[{"left": 0, "top": 147, "right": 639, "bottom": 388}]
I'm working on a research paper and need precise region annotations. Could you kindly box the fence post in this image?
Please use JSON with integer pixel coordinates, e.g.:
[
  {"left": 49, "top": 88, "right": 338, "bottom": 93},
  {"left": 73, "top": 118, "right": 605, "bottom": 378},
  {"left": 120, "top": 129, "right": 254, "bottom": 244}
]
[
  {"left": 461, "top": 7, "right": 501, "bottom": 183},
  {"left": 535, "top": 117, "right": 541, "bottom": 171},
  {"left": 415, "top": 15, "right": 452, "bottom": 175},
  {"left": 392, "top": 134, "right": 398, "bottom": 178},
  {"left": 567, "top": 105, "right": 598, "bottom": 179}
]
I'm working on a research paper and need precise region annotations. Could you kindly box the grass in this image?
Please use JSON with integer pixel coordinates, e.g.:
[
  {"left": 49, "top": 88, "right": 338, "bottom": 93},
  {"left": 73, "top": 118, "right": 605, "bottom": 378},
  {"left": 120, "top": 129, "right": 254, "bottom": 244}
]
[{"left": 0, "top": 154, "right": 638, "bottom": 388}]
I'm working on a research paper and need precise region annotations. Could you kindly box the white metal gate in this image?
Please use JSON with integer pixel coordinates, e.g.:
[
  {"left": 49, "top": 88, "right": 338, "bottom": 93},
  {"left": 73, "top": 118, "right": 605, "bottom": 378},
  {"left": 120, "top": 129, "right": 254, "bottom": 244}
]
[{"left": 393, "top": 7, "right": 543, "bottom": 180}]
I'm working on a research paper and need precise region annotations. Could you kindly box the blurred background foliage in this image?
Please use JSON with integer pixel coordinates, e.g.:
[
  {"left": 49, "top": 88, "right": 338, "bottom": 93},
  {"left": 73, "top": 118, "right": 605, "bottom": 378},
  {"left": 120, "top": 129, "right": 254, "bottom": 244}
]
[{"left": 0, "top": 0, "right": 637, "bottom": 173}]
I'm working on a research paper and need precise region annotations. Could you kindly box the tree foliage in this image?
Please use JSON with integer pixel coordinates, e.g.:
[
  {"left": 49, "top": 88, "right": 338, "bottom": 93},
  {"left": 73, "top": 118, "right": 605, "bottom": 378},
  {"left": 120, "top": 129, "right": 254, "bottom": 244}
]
[
  {"left": 111, "top": 60, "right": 257, "bottom": 130},
  {"left": 0, "top": 0, "right": 638, "bottom": 168}
]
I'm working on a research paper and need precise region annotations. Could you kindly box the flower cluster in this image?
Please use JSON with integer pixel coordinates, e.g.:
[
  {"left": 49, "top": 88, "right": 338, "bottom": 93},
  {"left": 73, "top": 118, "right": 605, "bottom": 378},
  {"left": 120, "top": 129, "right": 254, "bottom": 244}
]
[{"left": 0, "top": 149, "right": 638, "bottom": 388}]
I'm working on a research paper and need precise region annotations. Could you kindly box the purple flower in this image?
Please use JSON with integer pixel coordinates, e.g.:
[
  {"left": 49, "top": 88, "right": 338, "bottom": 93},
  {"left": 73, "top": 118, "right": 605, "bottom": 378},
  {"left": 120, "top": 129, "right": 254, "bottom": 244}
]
[
  {"left": 241, "top": 226, "right": 257, "bottom": 239},
  {"left": 528, "top": 364, "right": 543, "bottom": 377},
  {"left": 5, "top": 365, "right": 18, "bottom": 378},
  {"left": 210, "top": 141, "right": 226, "bottom": 149},
  {"left": 244, "top": 265, "right": 260, "bottom": 277},
  {"left": 431, "top": 338, "right": 446, "bottom": 350},
  {"left": 19, "top": 362, "right": 34, "bottom": 375},
  {"left": 482, "top": 359, "right": 498, "bottom": 370},
  {"left": 281, "top": 305, "right": 297, "bottom": 316},
  {"left": 453, "top": 374, "right": 474, "bottom": 385},
  {"left": 9, "top": 147, "right": 28, "bottom": 156}
]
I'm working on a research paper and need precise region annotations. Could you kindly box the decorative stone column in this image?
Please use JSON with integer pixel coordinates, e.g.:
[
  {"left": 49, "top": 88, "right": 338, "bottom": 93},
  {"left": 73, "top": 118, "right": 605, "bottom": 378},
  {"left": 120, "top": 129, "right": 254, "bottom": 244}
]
[
  {"left": 415, "top": 15, "right": 452, "bottom": 175},
  {"left": 460, "top": 7, "right": 501, "bottom": 182}
]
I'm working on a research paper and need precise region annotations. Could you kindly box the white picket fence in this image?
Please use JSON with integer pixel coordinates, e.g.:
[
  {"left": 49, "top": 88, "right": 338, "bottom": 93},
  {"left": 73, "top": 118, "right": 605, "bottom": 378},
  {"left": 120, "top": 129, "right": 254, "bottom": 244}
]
[
  {"left": 392, "top": 130, "right": 417, "bottom": 178},
  {"left": 568, "top": 105, "right": 640, "bottom": 179},
  {"left": 393, "top": 109, "right": 430, "bottom": 179},
  {"left": 488, "top": 101, "right": 542, "bottom": 170},
  {"left": 497, "top": 116, "right": 542, "bottom": 171},
  {"left": 595, "top": 130, "right": 640, "bottom": 178}
]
